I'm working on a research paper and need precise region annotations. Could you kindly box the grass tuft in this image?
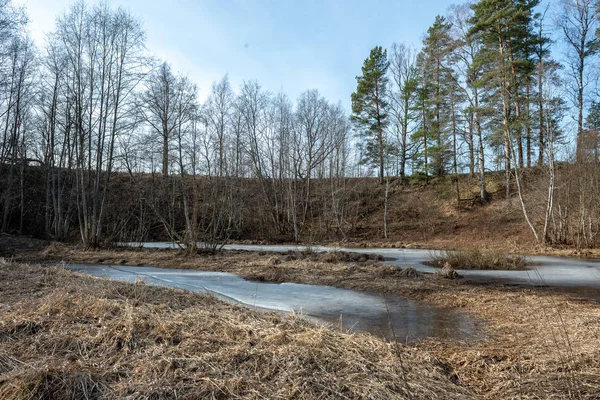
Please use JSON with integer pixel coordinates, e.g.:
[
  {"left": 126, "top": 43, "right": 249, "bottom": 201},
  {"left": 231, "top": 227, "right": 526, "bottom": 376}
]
[{"left": 430, "top": 249, "right": 528, "bottom": 270}]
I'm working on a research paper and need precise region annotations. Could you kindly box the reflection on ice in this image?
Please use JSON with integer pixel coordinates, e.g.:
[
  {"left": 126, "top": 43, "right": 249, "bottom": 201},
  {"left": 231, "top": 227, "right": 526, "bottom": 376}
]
[
  {"left": 121, "top": 242, "right": 600, "bottom": 289},
  {"left": 67, "top": 263, "right": 477, "bottom": 342}
]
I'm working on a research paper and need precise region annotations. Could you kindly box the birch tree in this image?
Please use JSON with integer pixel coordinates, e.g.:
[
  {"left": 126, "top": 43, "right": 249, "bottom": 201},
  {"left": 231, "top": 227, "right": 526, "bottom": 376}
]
[
  {"left": 556, "top": 0, "right": 599, "bottom": 141},
  {"left": 50, "top": 2, "right": 147, "bottom": 246}
]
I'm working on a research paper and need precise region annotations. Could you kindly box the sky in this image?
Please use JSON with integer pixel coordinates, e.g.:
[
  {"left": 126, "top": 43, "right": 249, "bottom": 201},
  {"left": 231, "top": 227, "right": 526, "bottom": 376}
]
[{"left": 14, "top": 0, "right": 462, "bottom": 109}]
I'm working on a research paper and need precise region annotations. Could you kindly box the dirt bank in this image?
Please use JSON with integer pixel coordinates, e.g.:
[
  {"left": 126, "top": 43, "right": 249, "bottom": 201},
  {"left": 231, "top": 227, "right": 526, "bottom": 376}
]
[{"left": 7, "top": 166, "right": 600, "bottom": 254}]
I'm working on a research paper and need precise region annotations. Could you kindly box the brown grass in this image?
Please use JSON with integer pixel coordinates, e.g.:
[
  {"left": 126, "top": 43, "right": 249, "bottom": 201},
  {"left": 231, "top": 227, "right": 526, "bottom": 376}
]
[
  {"left": 430, "top": 249, "right": 528, "bottom": 270},
  {"left": 263, "top": 250, "right": 383, "bottom": 265},
  {"left": 0, "top": 261, "right": 474, "bottom": 399},
  {"left": 16, "top": 246, "right": 600, "bottom": 399},
  {"left": 41, "top": 242, "right": 64, "bottom": 256},
  {"left": 428, "top": 289, "right": 600, "bottom": 399}
]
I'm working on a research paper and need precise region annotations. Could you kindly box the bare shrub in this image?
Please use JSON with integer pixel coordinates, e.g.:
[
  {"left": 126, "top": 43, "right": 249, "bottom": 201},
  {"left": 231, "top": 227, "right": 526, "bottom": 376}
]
[
  {"left": 431, "top": 249, "right": 527, "bottom": 270},
  {"left": 398, "top": 266, "right": 420, "bottom": 278},
  {"left": 435, "top": 263, "right": 460, "bottom": 279}
]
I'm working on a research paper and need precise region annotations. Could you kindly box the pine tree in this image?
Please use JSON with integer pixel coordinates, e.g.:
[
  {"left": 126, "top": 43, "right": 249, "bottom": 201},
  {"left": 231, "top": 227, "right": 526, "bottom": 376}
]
[
  {"left": 468, "top": 0, "right": 541, "bottom": 202},
  {"left": 419, "top": 16, "right": 456, "bottom": 179},
  {"left": 512, "top": 0, "right": 543, "bottom": 169},
  {"left": 582, "top": 101, "right": 600, "bottom": 160},
  {"left": 351, "top": 46, "right": 390, "bottom": 183},
  {"left": 448, "top": 2, "right": 492, "bottom": 204},
  {"left": 586, "top": 101, "right": 600, "bottom": 132}
]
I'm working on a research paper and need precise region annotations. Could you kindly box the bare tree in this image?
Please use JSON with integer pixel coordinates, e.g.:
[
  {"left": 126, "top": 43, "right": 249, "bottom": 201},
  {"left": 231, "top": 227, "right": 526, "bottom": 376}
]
[
  {"left": 172, "top": 76, "right": 198, "bottom": 249},
  {"left": 292, "top": 89, "right": 336, "bottom": 238},
  {"left": 0, "top": 35, "right": 35, "bottom": 232},
  {"left": 556, "top": 0, "right": 599, "bottom": 141},
  {"left": 389, "top": 42, "right": 418, "bottom": 180},
  {"left": 204, "top": 74, "right": 234, "bottom": 177},
  {"left": 48, "top": 2, "right": 146, "bottom": 247},
  {"left": 139, "top": 62, "right": 179, "bottom": 177},
  {"left": 238, "top": 80, "right": 284, "bottom": 234},
  {"left": 324, "top": 102, "right": 351, "bottom": 240}
]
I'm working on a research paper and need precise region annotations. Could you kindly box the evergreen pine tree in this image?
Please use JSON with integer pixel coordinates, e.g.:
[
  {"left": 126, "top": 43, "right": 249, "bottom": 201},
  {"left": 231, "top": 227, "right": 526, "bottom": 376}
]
[
  {"left": 419, "top": 15, "right": 456, "bottom": 178},
  {"left": 351, "top": 46, "right": 390, "bottom": 183}
]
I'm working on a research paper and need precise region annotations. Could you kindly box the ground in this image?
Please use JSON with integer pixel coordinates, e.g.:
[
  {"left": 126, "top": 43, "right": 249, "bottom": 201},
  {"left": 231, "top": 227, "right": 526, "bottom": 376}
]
[
  {"left": 3, "top": 243, "right": 600, "bottom": 399},
  {"left": 0, "top": 261, "right": 470, "bottom": 399}
]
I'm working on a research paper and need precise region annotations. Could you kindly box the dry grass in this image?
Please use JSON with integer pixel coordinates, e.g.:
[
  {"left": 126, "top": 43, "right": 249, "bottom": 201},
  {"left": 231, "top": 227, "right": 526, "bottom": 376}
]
[
  {"left": 0, "top": 262, "right": 473, "bottom": 399},
  {"left": 261, "top": 250, "right": 383, "bottom": 264},
  {"left": 29, "top": 247, "right": 429, "bottom": 297},
  {"left": 430, "top": 249, "right": 528, "bottom": 270},
  {"left": 425, "top": 288, "right": 600, "bottom": 399},
  {"left": 10, "top": 246, "right": 600, "bottom": 399}
]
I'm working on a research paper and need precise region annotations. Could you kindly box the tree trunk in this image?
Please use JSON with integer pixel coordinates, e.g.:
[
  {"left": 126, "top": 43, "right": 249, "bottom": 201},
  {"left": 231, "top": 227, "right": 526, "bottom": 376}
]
[{"left": 162, "top": 131, "right": 169, "bottom": 176}]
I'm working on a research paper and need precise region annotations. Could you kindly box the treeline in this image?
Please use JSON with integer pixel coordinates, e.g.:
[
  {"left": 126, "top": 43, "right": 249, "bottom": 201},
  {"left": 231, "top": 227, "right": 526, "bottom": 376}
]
[
  {"left": 0, "top": 1, "right": 355, "bottom": 247},
  {"left": 354, "top": 1, "right": 592, "bottom": 194},
  {"left": 1, "top": 0, "right": 600, "bottom": 248}
]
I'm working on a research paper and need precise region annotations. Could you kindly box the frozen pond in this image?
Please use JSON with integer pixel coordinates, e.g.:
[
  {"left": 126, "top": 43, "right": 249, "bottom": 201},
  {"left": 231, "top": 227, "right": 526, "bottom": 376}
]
[
  {"left": 121, "top": 242, "right": 600, "bottom": 290},
  {"left": 67, "top": 264, "right": 478, "bottom": 343}
]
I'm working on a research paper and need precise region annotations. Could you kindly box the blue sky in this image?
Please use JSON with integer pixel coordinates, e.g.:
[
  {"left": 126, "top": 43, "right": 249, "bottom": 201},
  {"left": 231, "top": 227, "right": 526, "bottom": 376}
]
[{"left": 16, "top": 0, "right": 460, "bottom": 109}]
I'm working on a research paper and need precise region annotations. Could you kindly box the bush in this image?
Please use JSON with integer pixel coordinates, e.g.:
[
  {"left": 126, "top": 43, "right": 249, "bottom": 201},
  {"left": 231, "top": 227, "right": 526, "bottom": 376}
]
[{"left": 430, "top": 249, "right": 527, "bottom": 270}]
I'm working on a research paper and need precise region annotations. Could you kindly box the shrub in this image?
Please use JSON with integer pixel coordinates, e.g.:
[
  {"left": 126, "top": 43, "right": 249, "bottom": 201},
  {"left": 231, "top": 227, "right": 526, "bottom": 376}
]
[{"left": 430, "top": 249, "right": 527, "bottom": 270}]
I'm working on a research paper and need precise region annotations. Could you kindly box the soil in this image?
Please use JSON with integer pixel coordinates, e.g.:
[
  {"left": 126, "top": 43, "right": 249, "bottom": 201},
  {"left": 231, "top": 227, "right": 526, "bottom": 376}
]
[{"left": 9, "top": 244, "right": 600, "bottom": 399}]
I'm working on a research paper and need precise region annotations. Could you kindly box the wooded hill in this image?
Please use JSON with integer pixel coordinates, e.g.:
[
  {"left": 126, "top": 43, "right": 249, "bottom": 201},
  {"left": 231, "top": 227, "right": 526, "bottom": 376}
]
[
  {"left": 3, "top": 162, "right": 599, "bottom": 251},
  {"left": 2, "top": 0, "right": 600, "bottom": 249}
]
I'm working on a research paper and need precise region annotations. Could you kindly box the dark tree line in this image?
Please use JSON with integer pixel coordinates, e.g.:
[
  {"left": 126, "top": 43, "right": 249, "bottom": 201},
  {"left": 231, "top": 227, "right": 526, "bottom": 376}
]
[{"left": 2, "top": 0, "right": 600, "bottom": 248}]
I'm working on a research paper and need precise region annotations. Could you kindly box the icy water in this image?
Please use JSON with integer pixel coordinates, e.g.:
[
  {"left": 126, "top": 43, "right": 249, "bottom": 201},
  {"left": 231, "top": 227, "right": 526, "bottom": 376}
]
[
  {"left": 122, "top": 242, "right": 600, "bottom": 290},
  {"left": 83, "top": 242, "right": 600, "bottom": 341},
  {"left": 66, "top": 264, "right": 478, "bottom": 343}
]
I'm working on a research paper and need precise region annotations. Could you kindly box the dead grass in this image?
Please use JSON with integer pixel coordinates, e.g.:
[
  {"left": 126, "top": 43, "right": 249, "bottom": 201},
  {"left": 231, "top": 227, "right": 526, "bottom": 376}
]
[
  {"left": 426, "top": 288, "right": 600, "bottom": 399},
  {"left": 0, "top": 262, "right": 473, "bottom": 399},
  {"left": 41, "top": 241, "right": 64, "bottom": 256},
  {"left": 10, "top": 246, "right": 600, "bottom": 399},
  {"left": 266, "top": 250, "right": 383, "bottom": 265},
  {"left": 430, "top": 249, "right": 528, "bottom": 270},
  {"left": 397, "top": 266, "right": 420, "bottom": 278}
]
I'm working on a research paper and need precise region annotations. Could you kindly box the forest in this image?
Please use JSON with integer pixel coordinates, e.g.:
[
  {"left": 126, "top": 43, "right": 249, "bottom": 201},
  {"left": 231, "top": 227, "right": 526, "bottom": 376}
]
[{"left": 2, "top": 0, "right": 600, "bottom": 249}]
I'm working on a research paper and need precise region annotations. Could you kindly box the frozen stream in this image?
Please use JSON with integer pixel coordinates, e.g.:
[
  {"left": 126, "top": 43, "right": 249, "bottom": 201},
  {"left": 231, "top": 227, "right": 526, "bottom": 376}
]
[
  {"left": 73, "top": 241, "right": 600, "bottom": 342},
  {"left": 122, "top": 242, "right": 600, "bottom": 290},
  {"left": 66, "top": 264, "right": 477, "bottom": 342}
]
